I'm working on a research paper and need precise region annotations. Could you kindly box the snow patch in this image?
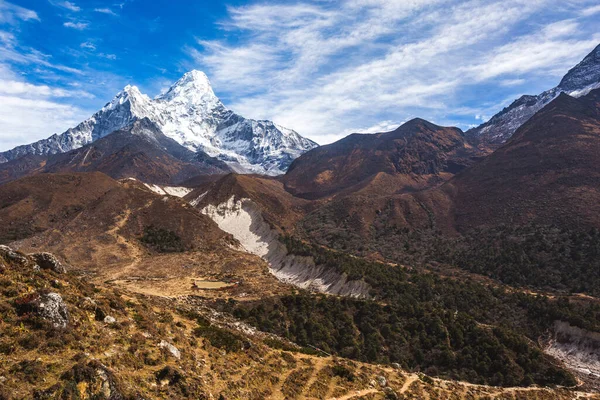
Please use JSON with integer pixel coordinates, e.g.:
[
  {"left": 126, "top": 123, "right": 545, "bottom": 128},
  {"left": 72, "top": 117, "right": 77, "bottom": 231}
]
[
  {"left": 143, "top": 183, "right": 192, "bottom": 198},
  {"left": 202, "top": 196, "right": 370, "bottom": 298},
  {"left": 190, "top": 191, "right": 208, "bottom": 207}
]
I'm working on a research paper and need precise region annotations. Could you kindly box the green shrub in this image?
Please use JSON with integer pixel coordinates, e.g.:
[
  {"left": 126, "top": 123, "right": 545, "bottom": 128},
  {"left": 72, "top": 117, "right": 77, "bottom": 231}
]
[{"left": 140, "top": 225, "right": 185, "bottom": 253}]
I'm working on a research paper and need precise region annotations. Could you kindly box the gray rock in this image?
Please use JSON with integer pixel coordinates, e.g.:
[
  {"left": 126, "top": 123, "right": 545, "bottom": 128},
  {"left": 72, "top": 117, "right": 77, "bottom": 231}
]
[
  {"left": 376, "top": 375, "right": 387, "bottom": 387},
  {"left": 383, "top": 387, "right": 398, "bottom": 399},
  {"left": 104, "top": 315, "right": 117, "bottom": 324},
  {"left": 158, "top": 340, "right": 181, "bottom": 359},
  {"left": 0, "top": 245, "right": 28, "bottom": 264},
  {"left": 35, "top": 292, "right": 70, "bottom": 329},
  {"left": 29, "top": 252, "right": 67, "bottom": 273},
  {"left": 391, "top": 362, "right": 401, "bottom": 370}
]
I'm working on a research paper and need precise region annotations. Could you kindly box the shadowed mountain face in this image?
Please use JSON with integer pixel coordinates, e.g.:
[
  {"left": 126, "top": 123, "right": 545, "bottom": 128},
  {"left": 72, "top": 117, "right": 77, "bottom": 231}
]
[
  {"left": 301, "top": 89, "right": 600, "bottom": 241},
  {"left": 283, "top": 118, "right": 482, "bottom": 199},
  {"left": 0, "top": 119, "right": 231, "bottom": 186},
  {"left": 466, "top": 44, "right": 600, "bottom": 150},
  {"left": 449, "top": 89, "right": 600, "bottom": 232}
]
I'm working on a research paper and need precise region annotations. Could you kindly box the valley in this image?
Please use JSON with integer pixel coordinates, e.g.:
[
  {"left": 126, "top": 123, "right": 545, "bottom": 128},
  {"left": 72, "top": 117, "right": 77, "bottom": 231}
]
[{"left": 1, "top": 17, "right": 600, "bottom": 399}]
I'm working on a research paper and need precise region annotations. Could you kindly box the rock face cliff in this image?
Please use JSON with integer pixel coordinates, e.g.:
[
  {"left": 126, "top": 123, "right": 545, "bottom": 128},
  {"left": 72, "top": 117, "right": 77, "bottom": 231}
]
[
  {"left": 544, "top": 321, "right": 600, "bottom": 388},
  {"left": 202, "top": 196, "right": 370, "bottom": 297}
]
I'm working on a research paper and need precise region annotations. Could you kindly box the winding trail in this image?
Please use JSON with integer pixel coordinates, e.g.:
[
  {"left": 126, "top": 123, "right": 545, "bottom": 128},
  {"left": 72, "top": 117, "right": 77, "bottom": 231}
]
[{"left": 107, "top": 207, "right": 143, "bottom": 278}]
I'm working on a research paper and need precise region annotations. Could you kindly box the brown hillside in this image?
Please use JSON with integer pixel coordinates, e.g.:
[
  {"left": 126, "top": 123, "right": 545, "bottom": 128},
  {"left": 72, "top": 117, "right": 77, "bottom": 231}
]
[
  {"left": 186, "top": 173, "right": 316, "bottom": 232},
  {"left": 448, "top": 89, "right": 600, "bottom": 232},
  {"left": 283, "top": 118, "right": 482, "bottom": 199},
  {"left": 0, "top": 172, "right": 286, "bottom": 300}
]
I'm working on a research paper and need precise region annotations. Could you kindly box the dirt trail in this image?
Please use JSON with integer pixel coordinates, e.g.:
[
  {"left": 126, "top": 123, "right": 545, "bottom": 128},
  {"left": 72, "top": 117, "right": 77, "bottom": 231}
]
[
  {"left": 301, "top": 357, "right": 329, "bottom": 396},
  {"left": 327, "top": 388, "right": 379, "bottom": 400},
  {"left": 107, "top": 207, "right": 143, "bottom": 278},
  {"left": 399, "top": 374, "right": 418, "bottom": 393}
]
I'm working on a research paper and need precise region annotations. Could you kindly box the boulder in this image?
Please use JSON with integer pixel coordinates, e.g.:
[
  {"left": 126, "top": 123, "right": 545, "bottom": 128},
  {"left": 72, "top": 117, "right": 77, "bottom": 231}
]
[
  {"left": 15, "top": 292, "right": 69, "bottom": 329},
  {"left": 0, "top": 245, "right": 28, "bottom": 264},
  {"left": 29, "top": 252, "right": 67, "bottom": 274},
  {"left": 158, "top": 340, "right": 181, "bottom": 359}
]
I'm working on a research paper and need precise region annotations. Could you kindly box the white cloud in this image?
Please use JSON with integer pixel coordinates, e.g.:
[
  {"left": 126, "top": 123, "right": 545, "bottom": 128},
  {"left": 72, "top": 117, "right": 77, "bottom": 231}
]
[
  {"left": 581, "top": 4, "right": 600, "bottom": 16},
  {"left": 467, "top": 21, "right": 600, "bottom": 80},
  {"left": 0, "top": 41, "right": 82, "bottom": 74},
  {"left": 187, "top": 0, "right": 599, "bottom": 142},
  {"left": 63, "top": 21, "right": 88, "bottom": 30},
  {"left": 80, "top": 41, "right": 96, "bottom": 50},
  {"left": 57, "top": 1, "right": 80, "bottom": 12},
  {"left": 0, "top": 79, "right": 93, "bottom": 98},
  {"left": 0, "top": 95, "right": 89, "bottom": 150},
  {"left": 0, "top": 1, "right": 39, "bottom": 23},
  {"left": 94, "top": 8, "right": 117, "bottom": 16},
  {"left": 499, "top": 78, "right": 526, "bottom": 87},
  {"left": 98, "top": 53, "right": 117, "bottom": 60}
]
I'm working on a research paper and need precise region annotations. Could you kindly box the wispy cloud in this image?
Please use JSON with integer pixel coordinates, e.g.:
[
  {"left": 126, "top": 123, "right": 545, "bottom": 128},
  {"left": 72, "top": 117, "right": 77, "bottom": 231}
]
[
  {"left": 53, "top": 1, "right": 81, "bottom": 12},
  {"left": 0, "top": 79, "right": 93, "bottom": 98},
  {"left": 80, "top": 41, "right": 96, "bottom": 50},
  {"left": 98, "top": 53, "right": 117, "bottom": 60},
  {"left": 186, "top": 0, "right": 600, "bottom": 143},
  {"left": 0, "top": 94, "right": 89, "bottom": 150},
  {"left": 0, "top": 1, "right": 95, "bottom": 151},
  {"left": 94, "top": 8, "right": 117, "bottom": 16},
  {"left": 581, "top": 4, "right": 600, "bottom": 16},
  {"left": 63, "top": 21, "right": 88, "bottom": 30},
  {"left": 0, "top": 0, "right": 40, "bottom": 23}
]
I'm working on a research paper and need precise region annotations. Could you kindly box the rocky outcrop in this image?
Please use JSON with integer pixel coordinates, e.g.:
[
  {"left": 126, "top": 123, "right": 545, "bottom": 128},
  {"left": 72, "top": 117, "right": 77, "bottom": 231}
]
[
  {"left": 202, "top": 196, "right": 370, "bottom": 298},
  {"left": 159, "top": 340, "right": 181, "bottom": 359},
  {"left": 544, "top": 321, "right": 600, "bottom": 388},
  {"left": 29, "top": 252, "right": 67, "bottom": 274},
  {"left": 15, "top": 292, "right": 70, "bottom": 329},
  {"left": 0, "top": 245, "right": 29, "bottom": 265}
]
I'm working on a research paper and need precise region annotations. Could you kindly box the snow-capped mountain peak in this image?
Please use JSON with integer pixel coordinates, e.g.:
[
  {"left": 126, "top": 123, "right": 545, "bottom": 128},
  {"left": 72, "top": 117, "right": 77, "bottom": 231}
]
[
  {"left": 0, "top": 71, "right": 318, "bottom": 175},
  {"left": 558, "top": 44, "right": 600, "bottom": 93},
  {"left": 467, "top": 43, "right": 600, "bottom": 147},
  {"left": 158, "top": 70, "right": 217, "bottom": 104}
]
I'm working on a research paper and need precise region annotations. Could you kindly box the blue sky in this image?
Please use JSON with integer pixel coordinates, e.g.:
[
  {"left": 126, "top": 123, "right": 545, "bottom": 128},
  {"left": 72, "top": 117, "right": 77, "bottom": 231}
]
[{"left": 0, "top": 0, "right": 599, "bottom": 150}]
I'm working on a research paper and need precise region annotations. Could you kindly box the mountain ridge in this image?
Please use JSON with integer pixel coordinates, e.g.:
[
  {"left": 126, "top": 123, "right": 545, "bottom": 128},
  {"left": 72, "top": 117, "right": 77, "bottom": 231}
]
[
  {"left": 0, "top": 70, "right": 317, "bottom": 175},
  {"left": 466, "top": 44, "right": 600, "bottom": 149},
  {"left": 283, "top": 117, "right": 482, "bottom": 199}
]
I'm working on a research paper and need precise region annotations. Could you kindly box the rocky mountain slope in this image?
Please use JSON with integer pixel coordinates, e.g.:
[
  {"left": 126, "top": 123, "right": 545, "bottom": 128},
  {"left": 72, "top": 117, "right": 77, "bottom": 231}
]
[
  {"left": 0, "top": 71, "right": 317, "bottom": 175},
  {"left": 3, "top": 245, "right": 596, "bottom": 399},
  {"left": 466, "top": 44, "right": 600, "bottom": 149},
  {"left": 0, "top": 118, "right": 231, "bottom": 186},
  {"left": 450, "top": 88, "right": 600, "bottom": 232},
  {"left": 284, "top": 118, "right": 482, "bottom": 199},
  {"left": 0, "top": 172, "right": 291, "bottom": 301},
  {"left": 295, "top": 89, "right": 600, "bottom": 302}
]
